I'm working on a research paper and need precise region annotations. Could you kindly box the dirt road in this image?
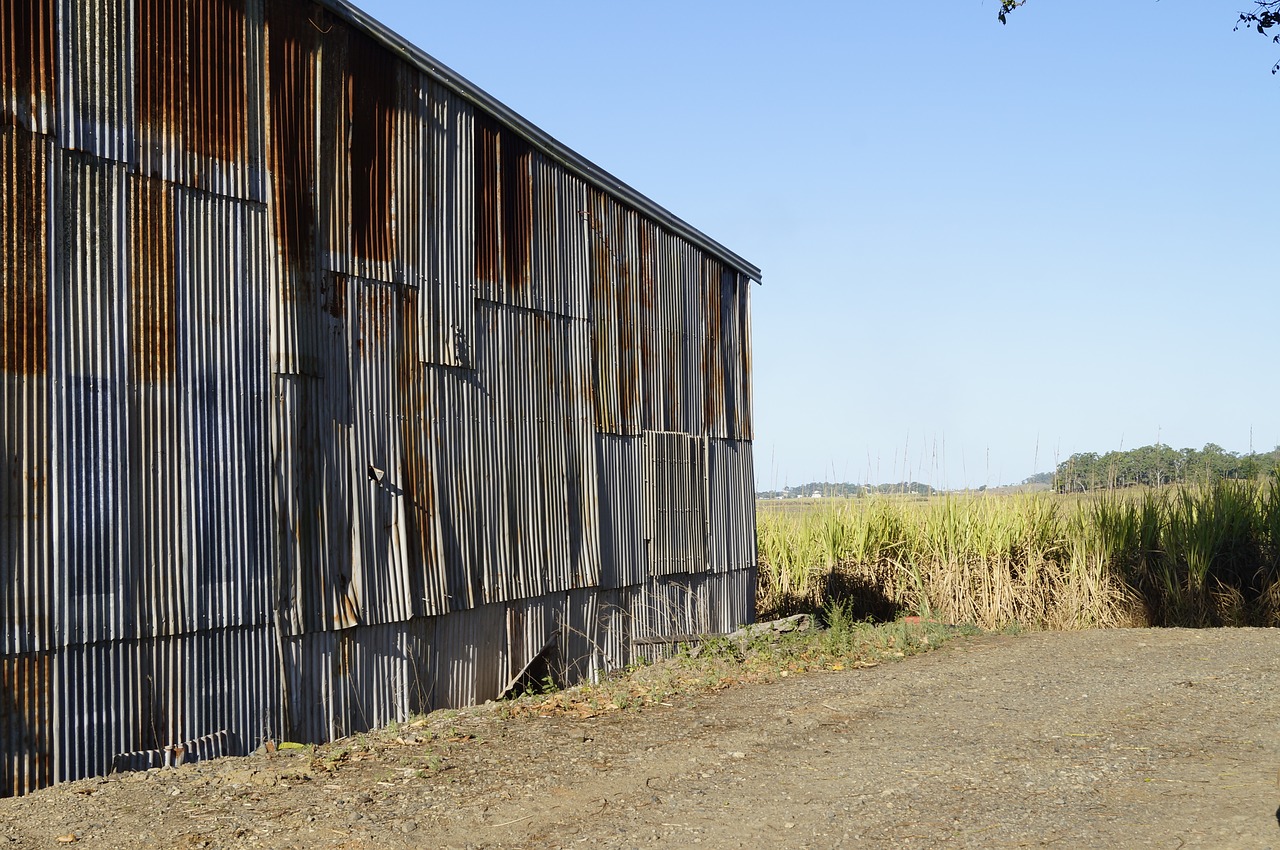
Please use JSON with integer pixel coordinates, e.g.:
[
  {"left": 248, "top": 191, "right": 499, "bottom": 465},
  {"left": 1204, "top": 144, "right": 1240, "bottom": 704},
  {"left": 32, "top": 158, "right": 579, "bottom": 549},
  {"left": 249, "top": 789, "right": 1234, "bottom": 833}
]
[{"left": 2, "top": 628, "right": 1278, "bottom": 849}]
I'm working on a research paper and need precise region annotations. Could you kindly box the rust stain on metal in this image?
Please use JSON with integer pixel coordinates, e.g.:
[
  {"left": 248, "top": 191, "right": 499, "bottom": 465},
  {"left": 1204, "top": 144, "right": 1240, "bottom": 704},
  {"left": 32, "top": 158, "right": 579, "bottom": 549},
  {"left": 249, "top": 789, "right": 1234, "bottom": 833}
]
[
  {"left": 357, "top": 279, "right": 392, "bottom": 347},
  {"left": 614, "top": 210, "right": 639, "bottom": 433},
  {"left": 347, "top": 29, "right": 395, "bottom": 264},
  {"left": 266, "top": 0, "right": 317, "bottom": 273},
  {"left": 702, "top": 259, "right": 726, "bottom": 432},
  {"left": 474, "top": 112, "right": 532, "bottom": 289},
  {"left": 737, "top": 281, "right": 753, "bottom": 440},
  {"left": 137, "top": 0, "right": 247, "bottom": 163},
  {"left": 326, "top": 273, "right": 346, "bottom": 319},
  {"left": 338, "top": 589, "right": 360, "bottom": 630},
  {"left": 336, "top": 631, "right": 352, "bottom": 678},
  {"left": 500, "top": 127, "right": 532, "bottom": 289},
  {"left": 475, "top": 114, "right": 500, "bottom": 284},
  {"left": 0, "top": 0, "right": 56, "bottom": 130},
  {"left": 395, "top": 287, "right": 442, "bottom": 612},
  {"left": 128, "top": 176, "right": 177, "bottom": 381},
  {"left": 189, "top": 0, "right": 248, "bottom": 162},
  {"left": 0, "top": 653, "right": 52, "bottom": 797},
  {"left": 136, "top": 0, "right": 187, "bottom": 148},
  {"left": 587, "top": 190, "right": 612, "bottom": 431},
  {"left": 1, "top": 129, "right": 48, "bottom": 374},
  {"left": 637, "top": 223, "right": 654, "bottom": 321}
]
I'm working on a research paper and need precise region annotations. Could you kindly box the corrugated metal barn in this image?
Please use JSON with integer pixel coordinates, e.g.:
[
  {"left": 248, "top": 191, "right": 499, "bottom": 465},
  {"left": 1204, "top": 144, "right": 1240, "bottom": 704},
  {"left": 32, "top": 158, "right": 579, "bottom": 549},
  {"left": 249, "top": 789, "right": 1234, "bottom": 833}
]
[{"left": 0, "top": 0, "right": 759, "bottom": 795}]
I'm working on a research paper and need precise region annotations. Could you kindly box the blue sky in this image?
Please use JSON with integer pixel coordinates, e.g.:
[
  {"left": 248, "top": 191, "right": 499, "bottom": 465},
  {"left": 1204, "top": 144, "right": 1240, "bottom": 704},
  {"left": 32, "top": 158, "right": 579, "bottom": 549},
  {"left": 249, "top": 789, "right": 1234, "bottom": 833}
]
[{"left": 355, "top": 0, "right": 1280, "bottom": 489}]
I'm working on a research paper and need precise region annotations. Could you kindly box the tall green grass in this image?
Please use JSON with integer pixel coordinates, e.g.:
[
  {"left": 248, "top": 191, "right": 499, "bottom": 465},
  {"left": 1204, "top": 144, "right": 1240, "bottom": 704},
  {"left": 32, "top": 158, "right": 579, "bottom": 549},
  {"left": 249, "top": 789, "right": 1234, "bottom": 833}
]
[{"left": 757, "top": 481, "right": 1280, "bottom": 630}]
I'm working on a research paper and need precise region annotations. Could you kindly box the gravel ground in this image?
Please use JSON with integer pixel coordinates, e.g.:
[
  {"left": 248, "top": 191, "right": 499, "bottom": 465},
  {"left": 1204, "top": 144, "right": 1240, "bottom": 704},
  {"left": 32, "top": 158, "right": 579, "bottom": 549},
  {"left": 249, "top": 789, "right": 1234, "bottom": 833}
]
[{"left": 1, "top": 628, "right": 1278, "bottom": 849}]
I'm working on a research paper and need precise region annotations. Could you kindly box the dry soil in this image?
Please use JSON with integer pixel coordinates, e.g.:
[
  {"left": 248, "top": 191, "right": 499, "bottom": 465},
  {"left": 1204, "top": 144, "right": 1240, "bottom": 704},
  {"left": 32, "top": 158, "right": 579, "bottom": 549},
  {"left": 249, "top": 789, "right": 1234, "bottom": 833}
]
[{"left": 2, "top": 628, "right": 1278, "bottom": 849}]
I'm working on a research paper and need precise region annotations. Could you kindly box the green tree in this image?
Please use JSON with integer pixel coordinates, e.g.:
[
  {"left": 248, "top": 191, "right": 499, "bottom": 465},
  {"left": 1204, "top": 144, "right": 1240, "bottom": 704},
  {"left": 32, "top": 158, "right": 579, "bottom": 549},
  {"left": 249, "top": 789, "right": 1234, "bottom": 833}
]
[{"left": 1054, "top": 442, "right": 1278, "bottom": 492}]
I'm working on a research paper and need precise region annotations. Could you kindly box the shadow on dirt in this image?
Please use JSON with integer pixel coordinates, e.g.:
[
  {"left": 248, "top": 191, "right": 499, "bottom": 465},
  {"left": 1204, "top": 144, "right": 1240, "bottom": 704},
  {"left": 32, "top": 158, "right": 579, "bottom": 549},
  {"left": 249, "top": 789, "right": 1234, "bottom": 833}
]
[{"left": 758, "top": 570, "right": 902, "bottom": 625}]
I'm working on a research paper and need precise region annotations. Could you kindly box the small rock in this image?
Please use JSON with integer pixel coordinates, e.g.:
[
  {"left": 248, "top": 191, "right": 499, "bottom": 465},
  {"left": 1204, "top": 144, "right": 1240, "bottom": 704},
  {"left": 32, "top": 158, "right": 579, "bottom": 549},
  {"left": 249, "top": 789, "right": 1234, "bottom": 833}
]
[
  {"left": 278, "top": 762, "right": 315, "bottom": 781},
  {"left": 730, "top": 752, "right": 745, "bottom": 759},
  {"left": 224, "top": 769, "right": 256, "bottom": 786}
]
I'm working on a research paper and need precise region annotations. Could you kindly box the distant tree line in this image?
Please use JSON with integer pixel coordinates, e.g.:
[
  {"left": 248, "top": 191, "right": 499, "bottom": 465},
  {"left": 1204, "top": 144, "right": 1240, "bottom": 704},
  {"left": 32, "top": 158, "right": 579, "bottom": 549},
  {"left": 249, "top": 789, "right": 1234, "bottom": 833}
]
[
  {"left": 1053, "top": 444, "right": 1280, "bottom": 492},
  {"left": 758, "top": 481, "right": 937, "bottom": 499}
]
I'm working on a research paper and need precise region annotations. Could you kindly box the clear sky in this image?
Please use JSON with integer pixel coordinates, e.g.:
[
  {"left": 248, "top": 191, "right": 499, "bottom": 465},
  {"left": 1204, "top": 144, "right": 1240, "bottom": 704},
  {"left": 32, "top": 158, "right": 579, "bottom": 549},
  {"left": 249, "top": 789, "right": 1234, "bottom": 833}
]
[{"left": 354, "top": 0, "right": 1279, "bottom": 490}]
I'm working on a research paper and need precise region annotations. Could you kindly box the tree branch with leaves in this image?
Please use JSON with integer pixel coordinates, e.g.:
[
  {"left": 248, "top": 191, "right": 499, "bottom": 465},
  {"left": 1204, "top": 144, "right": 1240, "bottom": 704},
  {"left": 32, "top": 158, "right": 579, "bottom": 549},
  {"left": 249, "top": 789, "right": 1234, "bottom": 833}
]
[
  {"left": 997, "top": 1, "right": 1025, "bottom": 26},
  {"left": 1236, "top": 1, "right": 1280, "bottom": 73},
  {"left": 999, "top": 0, "right": 1280, "bottom": 73}
]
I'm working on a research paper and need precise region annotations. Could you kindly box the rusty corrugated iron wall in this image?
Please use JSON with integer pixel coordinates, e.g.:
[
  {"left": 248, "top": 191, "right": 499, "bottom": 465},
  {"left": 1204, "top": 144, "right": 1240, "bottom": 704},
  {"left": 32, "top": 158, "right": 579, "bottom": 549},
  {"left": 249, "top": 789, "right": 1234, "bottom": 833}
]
[{"left": 0, "top": 0, "right": 759, "bottom": 796}]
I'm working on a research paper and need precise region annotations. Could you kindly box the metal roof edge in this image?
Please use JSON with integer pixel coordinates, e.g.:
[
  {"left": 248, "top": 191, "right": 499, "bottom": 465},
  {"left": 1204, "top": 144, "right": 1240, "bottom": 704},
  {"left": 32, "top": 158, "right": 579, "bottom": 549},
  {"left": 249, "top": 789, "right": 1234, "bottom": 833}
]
[{"left": 315, "top": 0, "right": 763, "bottom": 283}]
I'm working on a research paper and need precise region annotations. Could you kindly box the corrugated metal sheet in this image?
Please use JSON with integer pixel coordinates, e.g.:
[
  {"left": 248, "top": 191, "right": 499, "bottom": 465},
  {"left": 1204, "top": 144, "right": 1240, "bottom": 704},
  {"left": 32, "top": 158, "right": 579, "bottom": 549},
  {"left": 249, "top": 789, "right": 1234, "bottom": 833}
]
[
  {"left": 420, "top": 79, "right": 475, "bottom": 367},
  {"left": 112, "top": 729, "right": 231, "bottom": 773},
  {"left": 596, "top": 434, "right": 646, "bottom": 589},
  {"left": 1, "top": 128, "right": 53, "bottom": 657},
  {"left": 591, "top": 588, "right": 632, "bottom": 675},
  {"left": 57, "top": 624, "right": 278, "bottom": 785},
  {"left": 644, "top": 431, "right": 708, "bottom": 577},
  {"left": 1, "top": 0, "right": 758, "bottom": 796},
  {"left": 0, "top": 0, "right": 57, "bottom": 136},
  {"left": 470, "top": 302, "right": 600, "bottom": 604},
  {"left": 431, "top": 601, "right": 505, "bottom": 708},
  {"left": 0, "top": 651, "right": 52, "bottom": 797},
  {"left": 503, "top": 593, "right": 564, "bottom": 693},
  {"left": 401, "top": 361, "right": 485, "bottom": 615},
  {"left": 136, "top": 0, "right": 265, "bottom": 201},
  {"left": 57, "top": 0, "right": 135, "bottom": 163},
  {"left": 627, "top": 569, "right": 754, "bottom": 663},
  {"left": 705, "top": 439, "right": 757, "bottom": 574},
  {"left": 531, "top": 154, "right": 592, "bottom": 319},
  {"left": 393, "top": 70, "right": 478, "bottom": 367},
  {"left": 121, "top": 177, "right": 273, "bottom": 641},
  {"left": 586, "top": 202, "right": 755, "bottom": 443},
  {"left": 284, "top": 617, "right": 432, "bottom": 743},
  {"left": 53, "top": 151, "right": 130, "bottom": 647},
  {"left": 589, "top": 189, "right": 642, "bottom": 436},
  {"left": 562, "top": 587, "right": 600, "bottom": 684}
]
